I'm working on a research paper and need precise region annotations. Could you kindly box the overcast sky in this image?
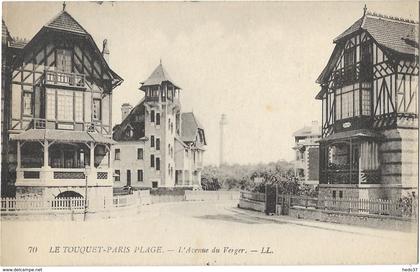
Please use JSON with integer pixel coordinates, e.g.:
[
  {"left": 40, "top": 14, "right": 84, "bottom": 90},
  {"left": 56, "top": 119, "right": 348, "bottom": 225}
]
[{"left": 3, "top": 1, "right": 418, "bottom": 165}]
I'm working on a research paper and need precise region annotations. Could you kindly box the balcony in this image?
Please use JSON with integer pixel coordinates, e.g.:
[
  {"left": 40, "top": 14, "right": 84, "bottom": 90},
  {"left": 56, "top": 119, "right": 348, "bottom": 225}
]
[
  {"left": 145, "top": 95, "right": 159, "bottom": 103},
  {"left": 44, "top": 70, "right": 86, "bottom": 89}
]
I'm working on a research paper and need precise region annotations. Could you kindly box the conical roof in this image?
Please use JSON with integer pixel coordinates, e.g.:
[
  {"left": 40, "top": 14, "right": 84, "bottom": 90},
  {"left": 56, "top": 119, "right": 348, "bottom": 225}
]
[{"left": 140, "top": 63, "right": 180, "bottom": 90}]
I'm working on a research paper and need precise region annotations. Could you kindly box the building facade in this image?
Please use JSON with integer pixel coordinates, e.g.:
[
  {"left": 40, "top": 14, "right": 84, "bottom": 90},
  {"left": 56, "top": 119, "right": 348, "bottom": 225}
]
[
  {"left": 316, "top": 9, "right": 418, "bottom": 200},
  {"left": 1, "top": 8, "right": 123, "bottom": 202},
  {"left": 112, "top": 63, "right": 206, "bottom": 189},
  {"left": 292, "top": 121, "right": 321, "bottom": 185}
]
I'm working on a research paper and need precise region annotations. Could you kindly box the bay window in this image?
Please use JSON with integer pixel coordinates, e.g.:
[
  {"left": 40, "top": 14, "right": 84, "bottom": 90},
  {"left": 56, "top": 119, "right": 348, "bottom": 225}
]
[{"left": 335, "top": 84, "right": 371, "bottom": 120}]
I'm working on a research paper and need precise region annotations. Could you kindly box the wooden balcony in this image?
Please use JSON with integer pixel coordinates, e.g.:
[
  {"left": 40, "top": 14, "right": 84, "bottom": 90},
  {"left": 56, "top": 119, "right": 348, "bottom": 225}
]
[{"left": 44, "top": 70, "right": 86, "bottom": 89}]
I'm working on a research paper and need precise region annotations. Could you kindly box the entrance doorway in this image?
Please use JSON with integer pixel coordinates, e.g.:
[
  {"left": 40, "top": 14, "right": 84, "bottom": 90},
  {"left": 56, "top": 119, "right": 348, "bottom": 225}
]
[{"left": 126, "top": 170, "right": 131, "bottom": 186}]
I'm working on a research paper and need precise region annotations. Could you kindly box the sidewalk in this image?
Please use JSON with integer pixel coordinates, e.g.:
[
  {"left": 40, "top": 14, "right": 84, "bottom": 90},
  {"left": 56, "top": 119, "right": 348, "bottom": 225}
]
[{"left": 229, "top": 205, "right": 417, "bottom": 239}]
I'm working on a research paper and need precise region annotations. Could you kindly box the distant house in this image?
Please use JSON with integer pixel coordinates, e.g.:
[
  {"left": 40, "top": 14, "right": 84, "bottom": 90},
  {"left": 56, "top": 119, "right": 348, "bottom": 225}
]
[
  {"left": 1, "top": 8, "right": 123, "bottom": 201},
  {"left": 292, "top": 121, "right": 321, "bottom": 185},
  {"left": 315, "top": 9, "right": 418, "bottom": 200},
  {"left": 112, "top": 63, "right": 206, "bottom": 189}
]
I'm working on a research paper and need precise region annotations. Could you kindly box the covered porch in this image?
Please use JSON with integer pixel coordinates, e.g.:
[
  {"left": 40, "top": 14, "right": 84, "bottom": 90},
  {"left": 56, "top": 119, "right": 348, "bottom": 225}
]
[
  {"left": 319, "top": 129, "right": 383, "bottom": 185},
  {"left": 11, "top": 129, "right": 115, "bottom": 187}
]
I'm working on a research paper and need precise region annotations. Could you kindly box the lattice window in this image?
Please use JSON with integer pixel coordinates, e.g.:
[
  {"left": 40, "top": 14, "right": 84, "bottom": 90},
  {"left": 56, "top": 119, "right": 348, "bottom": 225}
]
[
  {"left": 354, "top": 89, "right": 360, "bottom": 116},
  {"left": 97, "top": 172, "right": 108, "bottom": 180},
  {"left": 75, "top": 92, "right": 83, "bottom": 122},
  {"left": 362, "top": 90, "right": 371, "bottom": 116},
  {"left": 46, "top": 89, "right": 56, "bottom": 120},
  {"left": 57, "top": 90, "right": 73, "bottom": 121}
]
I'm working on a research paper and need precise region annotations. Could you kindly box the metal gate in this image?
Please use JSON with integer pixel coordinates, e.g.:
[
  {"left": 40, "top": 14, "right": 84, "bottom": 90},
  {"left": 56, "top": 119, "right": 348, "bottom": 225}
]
[{"left": 265, "top": 184, "right": 277, "bottom": 215}]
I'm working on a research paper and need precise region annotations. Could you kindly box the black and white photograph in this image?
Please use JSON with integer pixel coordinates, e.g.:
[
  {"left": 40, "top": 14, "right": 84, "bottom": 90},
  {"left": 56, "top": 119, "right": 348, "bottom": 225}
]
[{"left": 0, "top": 0, "right": 418, "bottom": 269}]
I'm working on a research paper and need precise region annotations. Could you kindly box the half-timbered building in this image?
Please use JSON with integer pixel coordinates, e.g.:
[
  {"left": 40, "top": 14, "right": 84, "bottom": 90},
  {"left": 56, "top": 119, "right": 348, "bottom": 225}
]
[
  {"left": 112, "top": 63, "right": 206, "bottom": 189},
  {"left": 1, "top": 7, "right": 123, "bottom": 201},
  {"left": 316, "top": 9, "right": 418, "bottom": 200}
]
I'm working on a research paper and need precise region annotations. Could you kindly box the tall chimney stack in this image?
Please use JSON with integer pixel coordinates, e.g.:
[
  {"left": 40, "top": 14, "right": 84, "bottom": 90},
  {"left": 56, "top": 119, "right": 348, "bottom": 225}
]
[
  {"left": 121, "top": 103, "right": 133, "bottom": 122},
  {"left": 102, "top": 39, "right": 110, "bottom": 63}
]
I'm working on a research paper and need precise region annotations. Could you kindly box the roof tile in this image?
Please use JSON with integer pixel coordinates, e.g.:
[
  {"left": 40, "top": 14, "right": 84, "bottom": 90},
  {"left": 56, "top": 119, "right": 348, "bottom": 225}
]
[
  {"left": 140, "top": 63, "right": 179, "bottom": 89},
  {"left": 45, "top": 11, "right": 88, "bottom": 34}
]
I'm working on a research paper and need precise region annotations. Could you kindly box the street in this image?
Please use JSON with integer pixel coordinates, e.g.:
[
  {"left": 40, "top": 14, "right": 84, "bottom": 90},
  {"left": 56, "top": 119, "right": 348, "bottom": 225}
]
[{"left": 1, "top": 200, "right": 417, "bottom": 266}]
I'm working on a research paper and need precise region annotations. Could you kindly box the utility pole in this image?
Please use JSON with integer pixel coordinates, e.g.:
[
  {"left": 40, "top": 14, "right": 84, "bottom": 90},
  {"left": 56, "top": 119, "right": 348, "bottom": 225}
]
[{"left": 219, "top": 114, "right": 227, "bottom": 166}]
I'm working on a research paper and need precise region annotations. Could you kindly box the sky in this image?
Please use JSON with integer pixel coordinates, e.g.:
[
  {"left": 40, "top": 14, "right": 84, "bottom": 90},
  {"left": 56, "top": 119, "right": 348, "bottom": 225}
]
[{"left": 3, "top": 1, "right": 418, "bottom": 166}]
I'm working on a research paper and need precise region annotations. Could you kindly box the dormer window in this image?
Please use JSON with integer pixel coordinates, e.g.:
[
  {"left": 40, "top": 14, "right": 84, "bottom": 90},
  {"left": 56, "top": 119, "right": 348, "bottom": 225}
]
[{"left": 125, "top": 127, "right": 133, "bottom": 138}]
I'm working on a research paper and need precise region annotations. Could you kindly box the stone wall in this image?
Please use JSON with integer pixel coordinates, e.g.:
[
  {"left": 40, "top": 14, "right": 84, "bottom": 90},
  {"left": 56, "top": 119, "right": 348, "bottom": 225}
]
[
  {"left": 284, "top": 206, "right": 416, "bottom": 231},
  {"left": 381, "top": 128, "right": 418, "bottom": 189}
]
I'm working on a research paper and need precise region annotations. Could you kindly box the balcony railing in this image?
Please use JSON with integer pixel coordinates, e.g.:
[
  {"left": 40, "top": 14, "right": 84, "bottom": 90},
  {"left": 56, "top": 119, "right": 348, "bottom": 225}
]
[
  {"left": 44, "top": 70, "right": 85, "bottom": 88},
  {"left": 30, "top": 118, "right": 46, "bottom": 129},
  {"left": 321, "top": 163, "right": 360, "bottom": 184}
]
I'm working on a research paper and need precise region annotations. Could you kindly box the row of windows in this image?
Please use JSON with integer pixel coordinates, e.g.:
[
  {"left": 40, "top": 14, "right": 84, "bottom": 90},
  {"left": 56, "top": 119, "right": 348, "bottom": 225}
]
[
  {"left": 114, "top": 148, "right": 144, "bottom": 160},
  {"left": 44, "top": 89, "right": 101, "bottom": 121},
  {"left": 150, "top": 136, "right": 160, "bottom": 150},
  {"left": 150, "top": 154, "right": 161, "bottom": 170},
  {"left": 335, "top": 87, "right": 371, "bottom": 120},
  {"left": 150, "top": 110, "right": 161, "bottom": 125},
  {"left": 114, "top": 169, "right": 143, "bottom": 182}
]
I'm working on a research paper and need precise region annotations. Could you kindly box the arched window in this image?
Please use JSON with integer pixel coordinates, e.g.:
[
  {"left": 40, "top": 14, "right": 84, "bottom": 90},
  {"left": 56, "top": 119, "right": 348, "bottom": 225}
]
[{"left": 56, "top": 191, "right": 83, "bottom": 198}]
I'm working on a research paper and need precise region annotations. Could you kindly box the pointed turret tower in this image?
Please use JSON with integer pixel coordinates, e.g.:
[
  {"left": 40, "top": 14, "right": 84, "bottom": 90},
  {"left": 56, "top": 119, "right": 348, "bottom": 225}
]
[{"left": 140, "top": 62, "right": 182, "bottom": 188}]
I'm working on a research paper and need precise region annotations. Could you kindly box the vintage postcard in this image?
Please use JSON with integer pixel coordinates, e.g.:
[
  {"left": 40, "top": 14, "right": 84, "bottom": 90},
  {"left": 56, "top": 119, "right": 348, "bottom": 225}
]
[{"left": 0, "top": 0, "right": 418, "bottom": 268}]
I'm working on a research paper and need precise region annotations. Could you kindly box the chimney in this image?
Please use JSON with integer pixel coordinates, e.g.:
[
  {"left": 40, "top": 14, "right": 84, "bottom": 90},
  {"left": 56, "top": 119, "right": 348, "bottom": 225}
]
[
  {"left": 121, "top": 103, "right": 133, "bottom": 122},
  {"left": 102, "top": 39, "right": 110, "bottom": 63},
  {"left": 311, "top": 120, "right": 319, "bottom": 134}
]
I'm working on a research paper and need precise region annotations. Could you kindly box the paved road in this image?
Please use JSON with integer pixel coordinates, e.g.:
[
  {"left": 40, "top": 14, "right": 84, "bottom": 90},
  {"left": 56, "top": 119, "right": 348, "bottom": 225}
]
[{"left": 2, "top": 201, "right": 417, "bottom": 266}]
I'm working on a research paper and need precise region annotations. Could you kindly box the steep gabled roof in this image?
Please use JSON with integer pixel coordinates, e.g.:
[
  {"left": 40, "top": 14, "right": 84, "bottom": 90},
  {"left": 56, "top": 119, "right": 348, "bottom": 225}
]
[
  {"left": 316, "top": 10, "right": 418, "bottom": 98},
  {"left": 181, "top": 112, "right": 204, "bottom": 143},
  {"left": 140, "top": 63, "right": 180, "bottom": 90},
  {"left": 14, "top": 8, "right": 123, "bottom": 89},
  {"left": 2, "top": 20, "right": 12, "bottom": 45},
  {"left": 334, "top": 11, "right": 418, "bottom": 56},
  {"left": 112, "top": 99, "right": 146, "bottom": 141},
  {"left": 44, "top": 10, "right": 88, "bottom": 35}
]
